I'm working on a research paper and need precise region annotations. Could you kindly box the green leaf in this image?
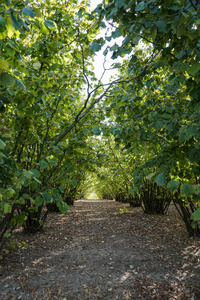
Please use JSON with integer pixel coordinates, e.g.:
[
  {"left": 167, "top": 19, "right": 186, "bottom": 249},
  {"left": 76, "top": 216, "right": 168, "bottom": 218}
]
[
  {"left": 44, "top": 20, "right": 56, "bottom": 29},
  {"left": 145, "top": 172, "right": 156, "bottom": 180},
  {"left": 130, "top": 55, "right": 137, "bottom": 63},
  {"left": 15, "top": 197, "right": 25, "bottom": 205},
  {"left": 16, "top": 78, "right": 26, "bottom": 90},
  {"left": 22, "top": 170, "right": 33, "bottom": 179},
  {"left": 191, "top": 207, "right": 200, "bottom": 221},
  {"left": 155, "top": 20, "right": 167, "bottom": 32},
  {"left": 112, "top": 28, "right": 120, "bottom": 38},
  {"left": 33, "top": 177, "right": 42, "bottom": 184},
  {"left": 40, "top": 23, "right": 49, "bottom": 34},
  {"left": 33, "top": 62, "right": 41, "bottom": 70},
  {"left": 41, "top": 191, "right": 53, "bottom": 203},
  {"left": 39, "top": 220, "right": 43, "bottom": 226},
  {"left": 175, "top": 50, "right": 186, "bottom": 59},
  {"left": 150, "top": 25, "right": 157, "bottom": 41},
  {"left": 135, "top": 1, "right": 146, "bottom": 11},
  {"left": 115, "top": 0, "right": 126, "bottom": 8},
  {"left": 70, "top": 179, "right": 77, "bottom": 187},
  {"left": 132, "top": 34, "right": 140, "bottom": 45},
  {"left": 22, "top": 193, "right": 29, "bottom": 199},
  {"left": 22, "top": 178, "right": 31, "bottom": 187},
  {"left": 89, "top": 42, "right": 102, "bottom": 53},
  {"left": 30, "top": 169, "right": 40, "bottom": 178},
  {"left": 167, "top": 180, "right": 180, "bottom": 192},
  {"left": 52, "top": 189, "right": 60, "bottom": 199},
  {"left": 0, "top": 139, "right": 6, "bottom": 149},
  {"left": 10, "top": 12, "right": 20, "bottom": 30},
  {"left": 22, "top": 7, "right": 36, "bottom": 18},
  {"left": 59, "top": 186, "right": 64, "bottom": 193},
  {"left": 110, "top": 43, "right": 119, "bottom": 52},
  {"left": 0, "top": 58, "right": 9, "bottom": 71},
  {"left": 5, "top": 0, "right": 11, "bottom": 7},
  {"left": 47, "top": 156, "right": 57, "bottom": 165},
  {"left": 39, "top": 159, "right": 48, "bottom": 169},
  {"left": 187, "top": 62, "right": 200, "bottom": 76},
  {"left": 58, "top": 202, "right": 70, "bottom": 213},
  {"left": 0, "top": 16, "right": 7, "bottom": 32},
  {"left": 155, "top": 173, "right": 166, "bottom": 186},
  {"left": 1, "top": 73, "right": 15, "bottom": 87},
  {"left": 4, "top": 232, "right": 11, "bottom": 238},
  {"left": 4, "top": 203, "right": 12, "bottom": 213},
  {"left": 35, "top": 196, "right": 43, "bottom": 206},
  {"left": 92, "top": 126, "right": 101, "bottom": 135},
  {"left": 181, "top": 183, "right": 194, "bottom": 197},
  {"left": 5, "top": 187, "right": 16, "bottom": 199},
  {"left": 6, "top": 47, "right": 15, "bottom": 57},
  {"left": 83, "top": 128, "right": 89, "bottom": 135}
]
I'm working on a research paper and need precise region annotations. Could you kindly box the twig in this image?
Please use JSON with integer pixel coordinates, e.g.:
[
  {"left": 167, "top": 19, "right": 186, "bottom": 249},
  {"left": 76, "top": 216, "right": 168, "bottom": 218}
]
[{"left": 188, "top": 0, "right": 197, "bottom": 10}]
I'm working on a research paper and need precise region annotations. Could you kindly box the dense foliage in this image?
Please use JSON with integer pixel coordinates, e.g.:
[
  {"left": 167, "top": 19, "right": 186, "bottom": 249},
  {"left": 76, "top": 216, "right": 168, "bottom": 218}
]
[
  {"left": 0, "top": 0, "right": 107, "bottom": 251},
  {"left": 91, "top": 0, "right": 200, "bottom": 233},
  {"left": 1, "top": 0, "right": 200, "bottom": 255}
]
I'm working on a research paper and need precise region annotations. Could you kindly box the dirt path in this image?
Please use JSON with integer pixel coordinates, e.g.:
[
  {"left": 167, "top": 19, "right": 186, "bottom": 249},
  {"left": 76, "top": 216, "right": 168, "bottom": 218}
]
[{"left": 0, "top": 200, "right": 200, "bottom": 299}]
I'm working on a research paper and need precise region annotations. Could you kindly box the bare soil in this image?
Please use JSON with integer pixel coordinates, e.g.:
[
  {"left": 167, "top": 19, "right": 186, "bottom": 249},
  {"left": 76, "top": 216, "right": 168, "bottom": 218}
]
[{"left": 0, "top": 200, "right": 200, "bottom": 299}]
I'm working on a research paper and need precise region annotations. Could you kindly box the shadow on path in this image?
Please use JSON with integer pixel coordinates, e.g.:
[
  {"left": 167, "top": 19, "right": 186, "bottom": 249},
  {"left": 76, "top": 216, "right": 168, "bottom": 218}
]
[{"left": 0, "top": 200, "right": 200, "bottom": 299}]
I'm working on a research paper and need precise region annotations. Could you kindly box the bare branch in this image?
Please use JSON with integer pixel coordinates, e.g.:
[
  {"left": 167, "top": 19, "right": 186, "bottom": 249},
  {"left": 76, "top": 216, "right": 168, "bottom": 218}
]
[
  {"left": 188, "top": 0, "right": 197, "bottom": 10},
  {"left": 53, "top": 48, "right": 161, "bottom": 146},
  {"left": 53, "top": 83, "right": 113, "bottom": 145}
]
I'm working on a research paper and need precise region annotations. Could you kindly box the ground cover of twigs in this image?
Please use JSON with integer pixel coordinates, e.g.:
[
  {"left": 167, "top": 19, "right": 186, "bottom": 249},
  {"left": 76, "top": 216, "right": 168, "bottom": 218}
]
[{"left": 0, "top": 200, "right": 200, "bottom": 299}]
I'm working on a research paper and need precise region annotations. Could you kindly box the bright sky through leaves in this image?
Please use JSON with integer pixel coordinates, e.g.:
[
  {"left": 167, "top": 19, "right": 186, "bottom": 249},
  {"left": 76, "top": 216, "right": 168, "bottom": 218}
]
[{"left": 90, "top": 0, "right": 122, "bottom": 83}]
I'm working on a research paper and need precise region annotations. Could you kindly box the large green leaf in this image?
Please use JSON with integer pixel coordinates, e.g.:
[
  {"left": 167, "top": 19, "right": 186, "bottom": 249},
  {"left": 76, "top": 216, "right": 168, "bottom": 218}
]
[
  {"left": 35, "top": 196, "right": 43, "bottom": 206},
  {"left": 10, "top": 12, "right": 20, "bottom": 30},
  {"left": 1, "top": 73, "right": 15, "bottom": 87},
  {"left": 115, "top": 0, "right": 126, "bottom": 8},
  {"left": 33, "top": 62, "right": 41, "bottom": 70},
  {"left": 89, "top": 42, "right": 102, "bottom": 53},
  {"left": 59, "top": 186, "right": 65, "bottom": 193},
  {"left": 44, "top": 20, "right": 56, "bottom": 29},
  {"left": 191, "top": 208, "right": 200, "bottom": 222},
  {"left": 0, "top": 16, "right": 7, "bottom": 32},
  {"left": 4, "top": 187, "right": 16, "bottom": 199},
  {"left": 52, "top": 189, "right": 61, "bottom": 199},
  {"left": 22, "top": 170, "right": 33, "bottom": 179},
  {"left": 135, "top": 1, "right": 146, "bottom": 11},
  {"left": 92, "top": 126, "right": 101, "bottom": 135},
  {"left": 22, "top": 7, "right": 36, "bottom": 18},
  {"left": 155, "top": 173, "right": 166, "bottom": 186},
  {"left": 57, "top": 202, "right": 70, "bottom": 213},
  {"left": 187, "top": 62, "right": 200, "bottom": 76},
  {"left": 30, "top": 169, "right": 40, "bottom": 178},
  {"left": 181, "top": 183, "right": 194, "bottom": 197},
  {"left": 41, "top": 191, "right": 53, "bottom": 203},
  {"left": 155, "top": 20, "right": 167, "bottom": 32},
  {"left": 39, "top": 159, "right": 49, "bottom": 169},
  {"left": 4, "top": 203, "right": 12, "bottom": 214},
  {"left": 0, "top": 58, "right": 9, "bottom": 71},
  {"left": 167, "top": 180, "right": 180, "bottom": 192}
]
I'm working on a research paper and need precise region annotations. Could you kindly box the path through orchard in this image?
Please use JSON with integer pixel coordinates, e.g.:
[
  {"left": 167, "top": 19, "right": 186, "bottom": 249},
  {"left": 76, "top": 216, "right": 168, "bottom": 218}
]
[{"left": 0, "top": 200, "right": 200, "bottom": 299}]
